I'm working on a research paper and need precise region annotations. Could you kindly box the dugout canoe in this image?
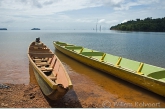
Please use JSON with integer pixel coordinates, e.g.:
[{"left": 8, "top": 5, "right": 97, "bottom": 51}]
[
  {"left": 28, "top": 38, "right": 72, "bottom": 100},
  {"left": 53, "top": 41, "right": 165, "bottom": 97}
]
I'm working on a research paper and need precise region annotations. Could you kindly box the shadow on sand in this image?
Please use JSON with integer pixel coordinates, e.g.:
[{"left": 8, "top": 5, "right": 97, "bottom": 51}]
[{"left": 45, "top": 89, "right": 82, "bottom": 108}]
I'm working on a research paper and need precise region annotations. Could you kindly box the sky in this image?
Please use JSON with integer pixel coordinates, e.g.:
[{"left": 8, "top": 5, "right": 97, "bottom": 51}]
[{"left": 0, "top": 0, "right": 165, "bottom": 30}]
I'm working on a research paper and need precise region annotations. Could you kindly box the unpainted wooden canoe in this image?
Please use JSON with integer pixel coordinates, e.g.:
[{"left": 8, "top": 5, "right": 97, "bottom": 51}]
[
  {"left": 53, "top": 41, "right": 165, "bottom": 97},
  {"left": 28, "top": 39, "right": 72, "bottom": 100}
]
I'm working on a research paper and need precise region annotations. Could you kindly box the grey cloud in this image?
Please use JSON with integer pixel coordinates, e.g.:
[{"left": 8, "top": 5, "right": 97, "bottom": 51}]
[
  {"left": 88, "top": 0, "right": 124, "bottom": 8},
  {"left": 18, "top": 0, "right": 42, "bottom": 8},
  {"left": 13, "top": 15, "right": 32, "bottom": 19},
  {"left": 43, "top": 0, "right": 56, "bottom": 5},
  {"left": 0, "top": 0, "right": 6, "bottom": 6},
  {"left": 43, "top": 1, "right": 54, "bottom": 5},
  {"left": 1, "top": 19, "right": 15, "bottom": 23},
  {"left": 101, "top": 0, "right": 125, "bottom": 8},
  {"left": 43, "top": 0, "right": 61, "bottom": 6},
  {"left": 32, "top": 0, "right": 42, "bottom": 8},
  {"left": 17, "top": 0, "right": 59, "bottom": 8}
]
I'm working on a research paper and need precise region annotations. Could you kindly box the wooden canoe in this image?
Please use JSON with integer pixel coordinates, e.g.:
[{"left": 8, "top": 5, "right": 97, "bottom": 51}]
[
  {"left": 28, "top": 39, "right": 72, "bottom": 100},
  {"left": 53, "top": 41, "right": 165, "bottom": 97}
]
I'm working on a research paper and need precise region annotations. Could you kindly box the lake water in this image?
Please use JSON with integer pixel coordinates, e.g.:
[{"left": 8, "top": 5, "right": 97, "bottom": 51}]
[
  {"left": 0, "top": 30, "right": 165, "bottom": 84},
  {"left": 1, "top": 30, "right": 165, "bottom": 106}
]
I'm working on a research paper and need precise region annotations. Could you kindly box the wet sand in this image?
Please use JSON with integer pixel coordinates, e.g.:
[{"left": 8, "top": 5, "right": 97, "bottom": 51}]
[{"left": 1, "top": 66, "right": 165, "bottom": 108}]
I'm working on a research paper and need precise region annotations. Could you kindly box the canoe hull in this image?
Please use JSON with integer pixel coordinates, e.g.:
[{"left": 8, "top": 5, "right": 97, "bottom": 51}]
[
  {"left": 54, "top": 42, "right": 165, "bottom": 97},
  {"left": 28, "top": 40, "right": 72, "bottom": 100},
  {"left": 32, "top": 65, "right": 67, "bottom": 100}
]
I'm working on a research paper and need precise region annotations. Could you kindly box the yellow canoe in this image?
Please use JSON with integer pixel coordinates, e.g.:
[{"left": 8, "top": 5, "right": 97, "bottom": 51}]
[
  {"left": 53, "top": 41, "right": 165, "bottom": 97},
  {"left": 28, "top": 38, "right": 72, "bottom": 100}
]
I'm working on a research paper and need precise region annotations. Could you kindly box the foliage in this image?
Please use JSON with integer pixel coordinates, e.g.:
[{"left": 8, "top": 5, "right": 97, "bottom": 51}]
[{"left": 110, "top": 17, "right": 165, "bottom": 32}]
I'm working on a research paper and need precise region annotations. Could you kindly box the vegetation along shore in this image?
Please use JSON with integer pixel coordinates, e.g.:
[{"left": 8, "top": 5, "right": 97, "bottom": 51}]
[{"left": 110, "top": 17, "right": 165, "bottom": 32}]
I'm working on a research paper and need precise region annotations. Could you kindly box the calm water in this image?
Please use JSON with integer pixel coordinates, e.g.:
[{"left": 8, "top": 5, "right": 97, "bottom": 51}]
[
  {"left": 0, "top": 30, "right": 165, "bottom": 84},
  {"left": 1, "top": 30, "right": 165, "bottom": 106}
]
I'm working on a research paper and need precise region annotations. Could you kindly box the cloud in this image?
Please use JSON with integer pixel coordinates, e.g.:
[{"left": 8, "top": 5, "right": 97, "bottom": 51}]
[
  {"left": 0, "top": 0, "right": 98, "bottom": 16},
  {"left": 43, "top": 0, "right": 57, "bottom": 5},
  {"left": 32, "top": 0, "right": 42, "bottom": 8},
  {"left": 0, "top": 0, "right": 163, "bottom": 16},
  {"left": 7, "top": 0, "right": 42, "bottom": 9},
  {"left": 121, "top": 19, "right": 128, "bottom": 23},
  {"left": 113, "top": 2, "right": 140, "bottom": 10},
  {"left": 99, "top": 0, "right": 162, "bottom": 10},
  {"left": 98, "top": 19, "right": 105, "bottom": 23},
  {"left": 18, "top": 0, "right": 60, "bottom": 8},
  {"left": 106, "top": 20, "right": 118, "bottom": 24},
  {"left": 0, "top": 0, "right": 165, "bottom": 30},
  {"left": 76, "top": 19, "right": 93, "bottom": 23},
  {"left": 1, "top": 19, "right": 15, "bottom": 24}
]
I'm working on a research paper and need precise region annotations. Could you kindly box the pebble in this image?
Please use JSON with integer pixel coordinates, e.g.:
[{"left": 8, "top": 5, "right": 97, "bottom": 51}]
[
  {"left": 1, "top": 103, "right": 4, "bottom": 106},
  {"left": 1, "top": 103, "right": 8, "bottom": 107},
  {"left": 4, "top": 104, "right": 8, "bottom": 107},
  {"left": 30, "top": 95, "right": 35, "bottom": 99},
  {"left": 29, "top": 93, "right": 35, "bottom": 99},
  {"left": 0, "top": 84, "right": 10, "bottom": 89}
]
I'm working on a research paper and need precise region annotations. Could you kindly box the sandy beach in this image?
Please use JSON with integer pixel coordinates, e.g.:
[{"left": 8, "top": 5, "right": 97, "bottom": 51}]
[
  {"left": 1, "top": 66, "right": 165, "bottom": 108},
  {"left": 0, "top": 67, "right": 121, "bottom": 108}
]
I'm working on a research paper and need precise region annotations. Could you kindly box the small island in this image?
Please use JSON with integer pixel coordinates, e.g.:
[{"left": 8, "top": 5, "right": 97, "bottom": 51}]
[
  {"left": 110, "top": 17, "right": 165, "bottom": 32},
  {"left": 0, "top": 28, "right": 7, "bottom": 30},
  {"left": 31, "top": 28, "right": 40, "bottom": 30}
]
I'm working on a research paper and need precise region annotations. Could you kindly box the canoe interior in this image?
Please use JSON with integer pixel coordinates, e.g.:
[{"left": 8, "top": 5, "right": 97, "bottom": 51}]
[
  {"left": 28, "top": 41, "right": 73, "bottom": 100},
  {"left": 54, "top": 41, "right": 165, "bottom": 82}
]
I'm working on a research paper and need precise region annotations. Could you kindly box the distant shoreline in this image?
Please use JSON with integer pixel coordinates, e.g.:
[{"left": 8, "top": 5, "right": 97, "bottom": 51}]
[
  {"left": 31, "top": 28, "right": 40, "bottom": 30},
  {"left": 110, "top": 17, "right": 165, "bottom": 32},
  {"left": 0, "top": 28, "right": 7, "bottom": 30}
]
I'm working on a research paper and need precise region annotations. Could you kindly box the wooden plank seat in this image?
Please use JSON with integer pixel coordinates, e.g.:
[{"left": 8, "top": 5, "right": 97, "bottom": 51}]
[
  {"left": 33, "top": 58, "right": 49, "bottom": 61},
  {"left": 40, "top": 56, "right": 57, "bottom": 72},
  {"left": 32, "top": 57, "right": 51, "bottom": 67},
  {"left": 30, "top": 45, "right": 47, "bottom": 48},
  {"left": 29, "top": 47, "right": 49, "bottom": 50},
  {"left": 36, "top": 62, "right": 50, "bottom": 66},
  {"left": 36, "top": 58, "right": 52, "bottom": 67},
  {"left": 29, "top": 49, "right": 51, "bottom": 53},
  {"left": 40, "top": 67, "right": 53, "bottom": 71},
  {"left": 33, "top": 57, "right": 49, "bottom": 62},
  {"left": 49, "top": 77, "right": 57, "bottom": 80},
  {"left": 29, "top": 53, "right": 54, "bottom": 58}
]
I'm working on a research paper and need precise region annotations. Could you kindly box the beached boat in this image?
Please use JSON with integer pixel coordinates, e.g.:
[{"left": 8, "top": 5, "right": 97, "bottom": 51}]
[
  {"left": 53, "top": 41, "right": 165, "bottom": 97},
  {"left": 28, "top": 38, "right": 72, "bottom": 100}
]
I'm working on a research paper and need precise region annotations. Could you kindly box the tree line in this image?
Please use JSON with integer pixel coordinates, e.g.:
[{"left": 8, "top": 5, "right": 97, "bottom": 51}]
[{"left": 110, "top": 17, "right": 165, "bottom": 32}]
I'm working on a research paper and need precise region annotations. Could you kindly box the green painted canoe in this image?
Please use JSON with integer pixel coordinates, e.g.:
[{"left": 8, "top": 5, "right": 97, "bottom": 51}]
[{"left": 53, "top": 41, "right": 165, "bottom": 97}]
